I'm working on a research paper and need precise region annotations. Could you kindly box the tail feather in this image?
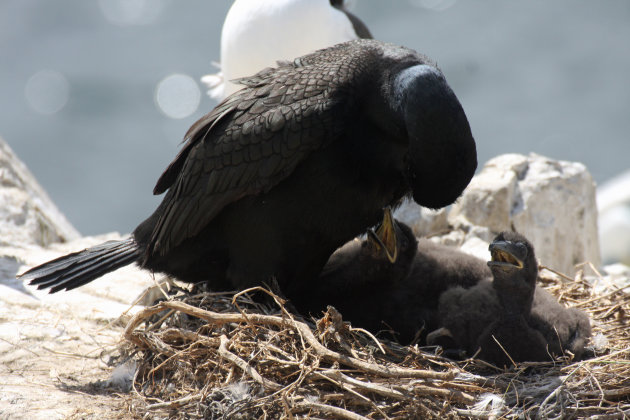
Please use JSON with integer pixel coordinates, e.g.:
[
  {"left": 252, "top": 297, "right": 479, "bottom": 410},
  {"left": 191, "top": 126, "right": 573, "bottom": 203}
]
[
  {"left": 23, "top": 241, "right": 132, "bottom": 282},
  {"left": 38, "top": 244, "right": 136, "bottom": 292},
  {"left": 19, "top": 238, "right": 140, "bottom": 293}
]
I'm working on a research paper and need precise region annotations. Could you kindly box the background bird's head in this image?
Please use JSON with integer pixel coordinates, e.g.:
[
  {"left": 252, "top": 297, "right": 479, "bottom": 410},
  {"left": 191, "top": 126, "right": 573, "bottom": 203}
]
[
  {"left": 392, "top": 64, "right": 477, "bottom": 210},
  {"left": 488, "top": 231, "right": 538, "bottom": 310}
]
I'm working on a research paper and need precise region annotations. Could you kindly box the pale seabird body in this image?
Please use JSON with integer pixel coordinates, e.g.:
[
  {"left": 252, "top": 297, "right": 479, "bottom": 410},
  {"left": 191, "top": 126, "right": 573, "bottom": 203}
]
[{"left": 202, "top": 0, "right": 371, "bottom": 100}]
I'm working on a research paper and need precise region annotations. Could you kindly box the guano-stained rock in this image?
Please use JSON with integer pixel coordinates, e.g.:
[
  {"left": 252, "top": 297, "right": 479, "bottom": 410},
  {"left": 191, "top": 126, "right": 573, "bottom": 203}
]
[
  {"left": 449, "top": 153, "right": 601, "bottom": 275},
  {"left": 0, "top": 138, "right": 79, "bottom": 247}
]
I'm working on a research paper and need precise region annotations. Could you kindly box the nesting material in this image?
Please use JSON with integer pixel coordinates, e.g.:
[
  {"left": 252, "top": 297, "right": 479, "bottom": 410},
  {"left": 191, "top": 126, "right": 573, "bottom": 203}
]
[{"left": 122, "top": 266, "right": 630, "bottom": 419}]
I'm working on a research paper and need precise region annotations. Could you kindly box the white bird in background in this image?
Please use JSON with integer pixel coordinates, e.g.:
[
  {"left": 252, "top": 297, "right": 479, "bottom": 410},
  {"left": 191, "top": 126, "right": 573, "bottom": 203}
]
[{"left": 202, "top": 0, "right": 372, "bottom": 100}]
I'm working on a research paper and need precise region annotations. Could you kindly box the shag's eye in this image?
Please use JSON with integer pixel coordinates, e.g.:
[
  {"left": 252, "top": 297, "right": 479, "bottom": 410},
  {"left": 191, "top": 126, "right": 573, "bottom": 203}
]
[{"left": 515, "top": 242, "right": 528, "bottom": 258}]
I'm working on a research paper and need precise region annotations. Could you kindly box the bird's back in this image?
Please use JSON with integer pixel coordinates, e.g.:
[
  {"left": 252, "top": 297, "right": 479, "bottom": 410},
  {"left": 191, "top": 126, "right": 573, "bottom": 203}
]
[
  {"left": 529, "top": 287, "right": 592, "bottom": 358},
  {"left": 139, "top": 41, "right": 431, "bottom": 292}
]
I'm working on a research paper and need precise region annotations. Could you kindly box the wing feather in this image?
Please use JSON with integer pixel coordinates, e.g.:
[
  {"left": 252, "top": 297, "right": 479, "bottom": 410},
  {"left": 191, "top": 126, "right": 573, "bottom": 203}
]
[{"left": 147, "top": 41, "right": 390, "bottom": 257}]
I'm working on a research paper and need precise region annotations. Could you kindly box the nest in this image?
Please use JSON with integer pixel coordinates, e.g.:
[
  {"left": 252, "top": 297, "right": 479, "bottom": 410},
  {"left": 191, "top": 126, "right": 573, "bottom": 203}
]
[{"left": 121, "top": 265, "right": 630, "bottom": 419}]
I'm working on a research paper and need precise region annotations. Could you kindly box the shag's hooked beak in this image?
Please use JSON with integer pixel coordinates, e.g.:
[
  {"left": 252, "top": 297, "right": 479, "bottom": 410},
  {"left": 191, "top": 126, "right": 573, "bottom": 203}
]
[
  {"left": 367, "top": 207, "right": 398, "bottom": 263},
  {"left": 487, "top": 240, "right": 525, "bottom": 270}
]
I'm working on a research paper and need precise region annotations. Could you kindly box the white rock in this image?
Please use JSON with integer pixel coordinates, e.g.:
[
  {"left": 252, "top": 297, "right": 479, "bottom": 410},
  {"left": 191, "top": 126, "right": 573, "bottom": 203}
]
[
  {"left": 603, "top": 262, "right": 630, "bottom": 278},
  {"left": 0, "top": 137, "right": 157, "bottom": 329},
  {"left": 598, "top": 169, "right": 630, "bottom": 214},
  {"left": 0, "top": 141, "right": 157, "bottom": 416},
  {"left": 597, "top": 169, "right": 630, "bottom": 265},
  {"left": 450, "top": 154, "right": 526, "bottom": 233},
  {"left": 393, "top": 198, "right": 449, "bottom": 237},
  {"left": 599, "top": 206, "right": 630, "bottom": 265},
  {"left": 0, "top": 137, "right": 79, "bottom": 247},
  {"left": 448, "top": 153, "right": 601, "bottom": 275},
  {"left": 589, "top": 263, "right": 630, "bottom": 293}
]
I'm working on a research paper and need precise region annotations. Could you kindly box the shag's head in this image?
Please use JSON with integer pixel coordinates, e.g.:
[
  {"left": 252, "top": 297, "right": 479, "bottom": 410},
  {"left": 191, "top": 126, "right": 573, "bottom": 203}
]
[
  {"left": 365, "top": 207, "right": 417, "bottom": 265},
  {"left": 487, "top": 231, "right": 538, "bottom": 310},
  {"left": 392, "top": 64, "right": 477, "bottom": 209},
  {"left": 488, "top": 231, "right": 536, "bottom": 273}
]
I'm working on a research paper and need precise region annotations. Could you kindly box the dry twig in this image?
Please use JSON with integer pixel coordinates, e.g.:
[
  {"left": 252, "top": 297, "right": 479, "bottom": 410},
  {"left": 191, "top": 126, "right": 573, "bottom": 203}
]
[{"left": 121, "top": 265, "right": 630, "bottom": 419}]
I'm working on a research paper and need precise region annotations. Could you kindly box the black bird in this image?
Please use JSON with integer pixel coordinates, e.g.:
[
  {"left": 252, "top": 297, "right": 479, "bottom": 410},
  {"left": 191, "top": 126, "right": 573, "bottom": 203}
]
[
  {"left": 428, "top": 231, "right": 592, "bottom": 365},
  {"left": 293, "top": 208, "right": 419, "bottom": 320},
  {"left": 529, "top": 284, "right": 593, "bottom": 361},
  {"left": 294, "top": 210, "right": 489, "bottom": 343},
  {"left": 19, "top": 39, "right": 477, "bottom": 297}
]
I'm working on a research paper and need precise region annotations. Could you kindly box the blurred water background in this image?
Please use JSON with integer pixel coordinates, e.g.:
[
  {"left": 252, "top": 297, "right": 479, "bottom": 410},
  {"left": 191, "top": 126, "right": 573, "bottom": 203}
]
[{"left": 1, "top": 0, "right": 629, "bottom": 236}]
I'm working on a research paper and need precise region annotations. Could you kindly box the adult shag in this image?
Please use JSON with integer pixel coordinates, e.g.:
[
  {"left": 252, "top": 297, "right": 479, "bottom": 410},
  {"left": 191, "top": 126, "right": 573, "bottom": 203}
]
[
  {"left": 202, "top": 0, "right": 372, "bottom": 100},
  {"left": 19, "top": 39, "right": 477, "bottom": 298}
]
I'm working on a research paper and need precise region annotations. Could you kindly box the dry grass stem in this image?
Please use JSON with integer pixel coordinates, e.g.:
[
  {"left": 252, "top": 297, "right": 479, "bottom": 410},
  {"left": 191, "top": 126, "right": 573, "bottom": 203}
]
[{"left": 120, "top": 265, "right": 630, "bottom": 418}]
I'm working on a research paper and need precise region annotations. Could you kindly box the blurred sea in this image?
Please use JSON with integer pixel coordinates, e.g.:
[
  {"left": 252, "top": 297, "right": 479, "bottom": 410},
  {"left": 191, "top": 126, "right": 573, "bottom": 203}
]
[{"left": 1, "top": 0, "right": 629, "bottom": 235}]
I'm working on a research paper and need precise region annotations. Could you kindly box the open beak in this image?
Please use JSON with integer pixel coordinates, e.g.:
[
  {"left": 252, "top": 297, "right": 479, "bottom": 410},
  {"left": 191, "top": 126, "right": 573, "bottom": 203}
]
[
  {"left": 367, "top": 207, "right": 398, "bottom": 263},
  {"left": 487, "top": 240, "right": 524, "bottom": 269}
]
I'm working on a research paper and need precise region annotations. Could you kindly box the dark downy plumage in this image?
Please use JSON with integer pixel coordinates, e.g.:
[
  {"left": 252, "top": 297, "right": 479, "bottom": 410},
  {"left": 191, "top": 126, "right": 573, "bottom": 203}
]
[
  {"left": 294, "top": 212, "right": 489, "bottom": 344},
  {"left": 314, "top": 208, "right": 417, "bottom": 293},
  {"left": 529, "top": 287, "right": 593, "bottom": 361},
  {"left": 429, "top": 231, "right": 592, "bottom": 366},
  {"left": 292, "top": 208, "right": 419, "bottom": 323},
  {"left": 19, "top": 40, "right": 477, "bottom": 297}
]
